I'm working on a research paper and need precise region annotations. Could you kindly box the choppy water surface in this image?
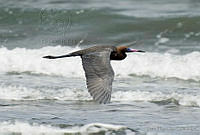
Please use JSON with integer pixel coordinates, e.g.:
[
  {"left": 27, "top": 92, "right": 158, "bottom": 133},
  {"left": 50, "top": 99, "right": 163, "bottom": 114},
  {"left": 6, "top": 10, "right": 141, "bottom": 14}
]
[{"left": 0, "top": 0, "right": 200, "bottom": 135}]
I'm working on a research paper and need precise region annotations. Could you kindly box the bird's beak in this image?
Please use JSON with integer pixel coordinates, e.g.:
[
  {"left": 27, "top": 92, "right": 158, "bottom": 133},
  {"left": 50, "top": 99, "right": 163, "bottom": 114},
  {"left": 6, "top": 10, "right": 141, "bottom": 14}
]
[{"left": 127, "top": 48, "right": 145, "bottom": 53}]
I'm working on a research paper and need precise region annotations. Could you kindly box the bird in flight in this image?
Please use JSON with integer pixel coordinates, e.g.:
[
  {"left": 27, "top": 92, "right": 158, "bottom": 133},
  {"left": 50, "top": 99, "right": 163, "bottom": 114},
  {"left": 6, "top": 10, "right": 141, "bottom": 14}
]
[{"left": 43, "top": 43, "right": 145, "bottom": 104}]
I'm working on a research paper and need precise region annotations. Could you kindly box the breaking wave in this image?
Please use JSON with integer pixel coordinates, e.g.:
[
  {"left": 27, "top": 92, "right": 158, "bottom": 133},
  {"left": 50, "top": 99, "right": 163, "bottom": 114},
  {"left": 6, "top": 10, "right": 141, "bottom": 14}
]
[
  {"left": 0, "top": 84, "right": 199, "bottom": 107},
  {"left": 0, "top": 121, "right": 128, "bottom": 135},
  {"left": 112, "top": 91, "right": 200, "bottom": 107},
  {"left": 0, "top": 46, "right": 200, "bottom": 81}
]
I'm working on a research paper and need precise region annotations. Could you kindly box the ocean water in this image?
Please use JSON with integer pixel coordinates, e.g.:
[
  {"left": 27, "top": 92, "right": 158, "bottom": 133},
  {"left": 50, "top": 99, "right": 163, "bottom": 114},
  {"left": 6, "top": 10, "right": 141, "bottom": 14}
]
[{"left": 0, "top": 0, "right": 200, "bottom": 134}]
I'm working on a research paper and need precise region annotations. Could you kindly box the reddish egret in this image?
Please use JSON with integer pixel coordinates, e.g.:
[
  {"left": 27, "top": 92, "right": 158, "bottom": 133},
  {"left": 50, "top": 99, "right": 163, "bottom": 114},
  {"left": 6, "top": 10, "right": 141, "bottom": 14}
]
[{"left": 43, "top": 44, "right": 145, "bottom": 104}]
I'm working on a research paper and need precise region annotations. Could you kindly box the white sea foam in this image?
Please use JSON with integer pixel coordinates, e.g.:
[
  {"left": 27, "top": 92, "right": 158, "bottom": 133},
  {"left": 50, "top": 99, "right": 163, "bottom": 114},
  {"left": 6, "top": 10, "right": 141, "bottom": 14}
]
[
  {"left": 0, "top": 84, "right": 91, "bottom": 101},
  {"left": 0, "top": 46, "right": 200, "bottom": 81},
  {"left": 0, "top": 46, "right": 84, "bottom": 77},
  {"left": 112, "top": 91, "right": 200, "bottom": 107},
  {"left": 155, "top": 37, "right": 170, "bottom": 45},
  {"left": 0, "top": 121, "right": 127, "bottom": 135},
  {"left": 113, "top": 51, "right": 200, "bottom": 81},
  {"left": 0, "top": 84, "right": 200, "bottom": 107}
]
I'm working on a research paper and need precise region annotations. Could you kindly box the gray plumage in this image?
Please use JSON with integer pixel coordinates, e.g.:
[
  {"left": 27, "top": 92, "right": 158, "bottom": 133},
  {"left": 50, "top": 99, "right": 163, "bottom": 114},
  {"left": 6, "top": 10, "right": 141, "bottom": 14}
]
[
  {"left": 43, "top": 44, "right": 145, "bottom": 104},
  {"left": 81, "top": 48, "right": 114, "bottom": 104}
]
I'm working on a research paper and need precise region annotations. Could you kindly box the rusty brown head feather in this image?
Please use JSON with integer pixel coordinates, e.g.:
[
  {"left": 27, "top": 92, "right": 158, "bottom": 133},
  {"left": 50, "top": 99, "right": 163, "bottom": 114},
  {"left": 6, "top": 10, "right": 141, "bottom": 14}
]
[
  {"left": 110, "top": 46, "right": 145, "bottom": 61},
  {"left": 116, "top": 46, "right": 128, "bottom": 53}
]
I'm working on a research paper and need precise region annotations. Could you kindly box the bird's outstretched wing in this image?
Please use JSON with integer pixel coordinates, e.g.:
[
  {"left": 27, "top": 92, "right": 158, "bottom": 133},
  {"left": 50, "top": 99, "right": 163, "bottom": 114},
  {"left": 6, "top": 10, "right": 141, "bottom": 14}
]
[{"left": 81, "top": 49, "right": 114, "bottom": 104}]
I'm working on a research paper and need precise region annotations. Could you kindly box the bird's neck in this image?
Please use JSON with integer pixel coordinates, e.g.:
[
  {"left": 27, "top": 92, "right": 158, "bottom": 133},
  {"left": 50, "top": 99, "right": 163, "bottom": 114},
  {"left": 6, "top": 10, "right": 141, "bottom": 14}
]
[{"left": 110, "top": 51, "right": 127, "bottom": 60}]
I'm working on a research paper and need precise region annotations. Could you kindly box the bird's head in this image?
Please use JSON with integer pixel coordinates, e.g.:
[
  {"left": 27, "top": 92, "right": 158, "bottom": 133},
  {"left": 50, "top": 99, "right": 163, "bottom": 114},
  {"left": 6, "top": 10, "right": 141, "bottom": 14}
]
[{"left": 117, "top": 46, "right": 145, "bottom": 53}]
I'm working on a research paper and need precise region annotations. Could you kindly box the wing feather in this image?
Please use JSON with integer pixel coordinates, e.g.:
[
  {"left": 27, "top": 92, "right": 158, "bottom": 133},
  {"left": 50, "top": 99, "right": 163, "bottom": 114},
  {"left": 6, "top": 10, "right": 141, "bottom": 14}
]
[{"left": 81, "top": 49, "right": 114, "bottom": 104}]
